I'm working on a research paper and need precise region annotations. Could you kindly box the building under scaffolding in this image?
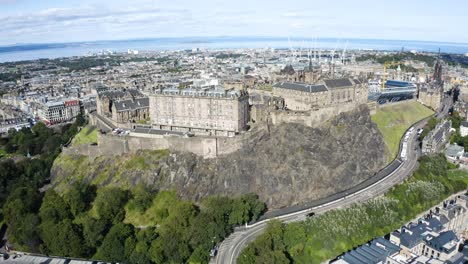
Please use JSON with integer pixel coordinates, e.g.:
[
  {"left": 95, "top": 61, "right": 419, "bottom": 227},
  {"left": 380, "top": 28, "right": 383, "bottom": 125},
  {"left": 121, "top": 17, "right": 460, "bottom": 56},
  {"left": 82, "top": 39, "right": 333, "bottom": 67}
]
[{"left": 368, "top": 80, "right": 417, "bottom": 104}]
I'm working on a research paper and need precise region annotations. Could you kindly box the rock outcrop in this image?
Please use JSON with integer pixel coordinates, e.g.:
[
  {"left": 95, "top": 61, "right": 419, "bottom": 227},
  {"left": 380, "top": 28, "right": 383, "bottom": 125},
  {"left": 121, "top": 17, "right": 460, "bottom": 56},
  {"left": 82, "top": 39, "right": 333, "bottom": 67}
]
[{"left": 51, "top": 105, "right": 387, "bottom": 209}]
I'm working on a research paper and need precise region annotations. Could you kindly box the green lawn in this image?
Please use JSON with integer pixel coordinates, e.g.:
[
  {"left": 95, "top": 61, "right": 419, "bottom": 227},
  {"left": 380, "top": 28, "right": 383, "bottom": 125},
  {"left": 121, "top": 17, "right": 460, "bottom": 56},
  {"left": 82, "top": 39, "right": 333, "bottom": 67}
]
[
  {"left": 71, "top": 126, "right": 98, "bottom": 146},
  {"left": 371, "top": 101, "right": 433, "bottom": 160}
]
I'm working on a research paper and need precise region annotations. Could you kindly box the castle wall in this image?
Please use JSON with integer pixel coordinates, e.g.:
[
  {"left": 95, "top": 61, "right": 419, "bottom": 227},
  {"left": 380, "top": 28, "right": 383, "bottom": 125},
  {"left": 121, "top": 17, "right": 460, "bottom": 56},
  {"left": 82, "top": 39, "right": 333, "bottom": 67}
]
[{"left": 270, "top": 102, "right": 360, "bottom": 127}]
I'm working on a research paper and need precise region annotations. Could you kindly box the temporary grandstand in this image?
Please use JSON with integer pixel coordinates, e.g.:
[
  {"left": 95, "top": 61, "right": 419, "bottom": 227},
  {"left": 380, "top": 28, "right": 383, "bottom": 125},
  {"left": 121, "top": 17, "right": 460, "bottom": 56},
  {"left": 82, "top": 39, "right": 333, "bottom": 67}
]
[{"left": 368, "top": 80, "right": 417, "bottom": 104}]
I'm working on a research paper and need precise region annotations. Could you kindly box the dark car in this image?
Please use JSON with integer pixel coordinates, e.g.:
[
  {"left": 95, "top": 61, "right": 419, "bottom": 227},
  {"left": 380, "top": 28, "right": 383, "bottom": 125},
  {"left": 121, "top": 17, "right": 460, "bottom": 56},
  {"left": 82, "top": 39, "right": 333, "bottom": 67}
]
[{"left": 306, "top": 212, "right": 316, "bottom": 217}]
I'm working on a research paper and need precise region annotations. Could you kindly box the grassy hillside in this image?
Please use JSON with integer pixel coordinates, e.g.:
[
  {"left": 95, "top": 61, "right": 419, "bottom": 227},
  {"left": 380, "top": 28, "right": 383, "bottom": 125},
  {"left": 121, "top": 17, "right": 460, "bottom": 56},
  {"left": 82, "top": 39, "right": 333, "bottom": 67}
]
[
  {"left": 71, "top": 126, "right": 98, "bottom": 146},
  {"left": 371, "top": 101, "right": 433, "bottom": 160},
  {"left": 51, "top": 149, "right": 169, "bottom": 191}
]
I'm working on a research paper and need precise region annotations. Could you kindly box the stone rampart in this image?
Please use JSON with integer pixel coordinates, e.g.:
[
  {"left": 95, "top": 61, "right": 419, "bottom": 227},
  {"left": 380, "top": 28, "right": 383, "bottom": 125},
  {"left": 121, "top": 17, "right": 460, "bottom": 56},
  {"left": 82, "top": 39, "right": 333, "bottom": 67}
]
[{"left": 271, "top": 102, "right": 360, "bottom": 127}]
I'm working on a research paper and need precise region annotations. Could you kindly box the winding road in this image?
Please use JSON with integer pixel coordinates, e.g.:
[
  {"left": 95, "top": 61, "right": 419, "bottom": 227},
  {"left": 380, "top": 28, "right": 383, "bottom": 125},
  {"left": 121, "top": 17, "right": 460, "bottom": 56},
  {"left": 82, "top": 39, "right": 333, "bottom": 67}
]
[{"left": 214, "top": 102, "right": 445, "bottom": 264}]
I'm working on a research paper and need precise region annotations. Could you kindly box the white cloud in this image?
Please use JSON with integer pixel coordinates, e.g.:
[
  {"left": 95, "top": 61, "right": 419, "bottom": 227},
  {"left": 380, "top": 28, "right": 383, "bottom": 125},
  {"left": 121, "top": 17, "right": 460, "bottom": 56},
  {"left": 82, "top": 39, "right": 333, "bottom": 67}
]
[{"left": 0, "top": 0, "right": 467, "bottom": 45}]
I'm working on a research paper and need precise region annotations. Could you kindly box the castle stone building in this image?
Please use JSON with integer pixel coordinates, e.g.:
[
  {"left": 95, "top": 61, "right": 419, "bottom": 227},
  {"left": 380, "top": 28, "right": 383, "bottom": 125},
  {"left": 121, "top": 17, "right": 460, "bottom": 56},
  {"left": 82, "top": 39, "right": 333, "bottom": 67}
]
[
  {"left": 149, "top": 87, "right": 249, "bottom": 137},
  {"left": 96, "top": 88, "right": 149, "bottom": 124},
  {"left": 272, "top": 78, "right": 368, "bottom": 111}
]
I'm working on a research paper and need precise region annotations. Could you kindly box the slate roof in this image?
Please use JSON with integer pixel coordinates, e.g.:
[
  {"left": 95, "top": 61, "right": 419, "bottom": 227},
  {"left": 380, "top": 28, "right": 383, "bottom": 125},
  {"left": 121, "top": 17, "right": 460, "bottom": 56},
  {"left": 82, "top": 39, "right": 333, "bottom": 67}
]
[
  {"left": 273, "top": 82, "right": 328, "bottom": 93},
  {"left": 433, "top": 129, "right": 445, "bottom": 143},
  {"left": 425, "top": 231, "right": 458, "bottom": 253},
  {"left": 400, "top": 224, "right": 429, "bottom": 248},
  {"left": 442, "top": 120, "right": 452, "bottom": 131},
  {"left": 442, "top": 204, "right": 465, "bottom": 220},
  {"left": 324, "top": 78, "right": 353, "bottom": 89},
  {"left": 340, "top": 238, "right": 399, "bottom": 264},
  {"left": 439, "top": 214, "right": 449, "bottom": 225},
  {"left": 425, "top": 218, "right": 444, "bottom": 232},
  {"left": 114, "top": 97, "right": 149, "bottom": 112},
  {"left": 446, "top": 145, "right": 464, "bottom": 158},
  {"left": 98, "top": 89, "right": 143, "bottom": 100},
  {"left": 353, "top": 79, "right": 363, "bottom": 84},
  {"left": 399, "top": 216, "right": 446, "bottom": 249}
]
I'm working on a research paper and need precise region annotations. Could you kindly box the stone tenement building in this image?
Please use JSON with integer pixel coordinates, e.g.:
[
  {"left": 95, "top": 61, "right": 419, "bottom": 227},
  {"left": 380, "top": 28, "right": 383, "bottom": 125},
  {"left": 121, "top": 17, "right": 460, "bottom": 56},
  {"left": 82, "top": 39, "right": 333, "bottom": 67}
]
[
  {"left": 422, "top": 119, "right": 452, "bottom": 154},
  {"left": 272, "top": 78, "right": 368, "bottom": 111},
  {"left": 39, "top": 99, "right": 81, "bottom": 125},
  {"left": 418, "top": 56, "right": 444, "bottom": 111},
  {"left": 418, "top": 85, "right": 442, "bottom": 111},
  {"left": 112, "top": 97, "right": 149, "bottom": 123},
  {"left": 149, "top": 86, "right": 249, "bottom": 137},
  {"left": 96, "top": 89, "right": 149, "bottom": 124}
]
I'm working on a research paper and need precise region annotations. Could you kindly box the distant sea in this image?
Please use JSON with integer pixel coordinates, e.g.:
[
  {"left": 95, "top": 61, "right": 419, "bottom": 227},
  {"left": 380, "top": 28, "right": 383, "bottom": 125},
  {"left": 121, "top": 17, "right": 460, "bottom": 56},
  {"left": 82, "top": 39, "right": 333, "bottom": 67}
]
[{"left": 1, "top": 36, "right": 468, "bottom": 63}]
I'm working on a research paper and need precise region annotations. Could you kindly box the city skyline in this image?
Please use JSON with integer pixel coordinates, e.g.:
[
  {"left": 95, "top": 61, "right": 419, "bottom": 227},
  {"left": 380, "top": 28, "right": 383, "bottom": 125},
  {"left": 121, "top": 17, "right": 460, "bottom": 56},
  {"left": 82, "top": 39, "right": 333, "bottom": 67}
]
[{"left": 1, "top": 0, "right": 467, "bottom": 46}]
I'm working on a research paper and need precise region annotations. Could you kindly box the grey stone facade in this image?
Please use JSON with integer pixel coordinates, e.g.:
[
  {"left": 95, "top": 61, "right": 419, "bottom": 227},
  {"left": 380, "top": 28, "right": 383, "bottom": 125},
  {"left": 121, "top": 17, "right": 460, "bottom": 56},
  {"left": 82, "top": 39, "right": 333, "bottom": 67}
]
[{"left": 149, "top": 87, "right": 249, "bottom": 137}]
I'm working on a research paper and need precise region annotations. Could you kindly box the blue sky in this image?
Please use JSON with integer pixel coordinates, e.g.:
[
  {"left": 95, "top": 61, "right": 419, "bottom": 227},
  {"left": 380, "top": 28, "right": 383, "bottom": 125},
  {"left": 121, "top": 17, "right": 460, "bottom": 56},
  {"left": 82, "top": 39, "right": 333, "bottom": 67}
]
[{"left": 0, "top": 0, "right": 466, "bottom": 46}]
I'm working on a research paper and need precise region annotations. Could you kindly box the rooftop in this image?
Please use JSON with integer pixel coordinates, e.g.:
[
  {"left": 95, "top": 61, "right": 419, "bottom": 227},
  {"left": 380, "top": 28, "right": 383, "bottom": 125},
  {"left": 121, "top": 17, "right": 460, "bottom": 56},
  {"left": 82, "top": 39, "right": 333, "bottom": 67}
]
[
  {"left": 338, "top": 238, "right": 399, "bottom": 264},
  {"left": 273, "top": 82, "right": 328, "bottom": 93},
  {"left": 153, "top": 86, "right": 246, "bottom": 99},
  {"left": 425, "top": 231, "right": 459, "bottom": 253},
  {"left": 445, "top": 144, "right": 464, "bottom": 158},
  {"left": 114, "top": 97, "right": 149, "bottom": 112},
  {"left": 324, "top": 78, "right": 353, "bottom": 89}
]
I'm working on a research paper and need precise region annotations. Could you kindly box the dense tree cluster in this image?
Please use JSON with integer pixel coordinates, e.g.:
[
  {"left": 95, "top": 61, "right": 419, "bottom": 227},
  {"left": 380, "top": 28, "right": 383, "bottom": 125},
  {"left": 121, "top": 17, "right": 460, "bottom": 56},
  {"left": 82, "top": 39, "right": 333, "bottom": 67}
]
[
  {"left": 356, "top": 52, "right": 436, "bottom": 67},
  {"left": 0, "top": 115, "right": 85, "bottom": 215},
  {"left": 0, "top": 114, "right": 265, "bottom": 263},
  {"left": 0, "top": 71, "right": 31, "bottom": 82},
  {"left": 239, "top": 154, "right": 467, "bottom": 263},
  {"left": 4, "top": 183, "right": 265, "bottom": 263},
  {"left": 0, "top": 116, "right": 85, "bottom": 251}
]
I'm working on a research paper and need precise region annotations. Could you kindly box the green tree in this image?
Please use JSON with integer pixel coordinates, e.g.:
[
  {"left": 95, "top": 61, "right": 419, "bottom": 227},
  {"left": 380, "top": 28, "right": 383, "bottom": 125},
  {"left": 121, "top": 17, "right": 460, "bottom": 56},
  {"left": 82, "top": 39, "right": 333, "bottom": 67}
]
[
  {"left": 128, "top": 228, "right": 157, "bottom": 264},
  {"left": 242, "top": 193, "right": 266, "bottom": 221},
  {"left": 229, "top": 198, "right": 250, "bottom": 225},
  {"left": 81, "top": 215, "right": 109, "bottom": 250},
  {"left": 39, "top": 190, "right": 71, "bottom": 223},
  {"left": 94, "top": 223, "right": 134, "bottom": 262},
  {"left": 189, "top": 245, "right": 210, "bottom": 264},
  {"left": 462, "top": 136, "right": 468, "bottom": 151},
  {"left": 451, "top": 130, "right": 463, "bottom": 145},
  {"left": 32, "top": 122, "right": 53, "bottom": 139},
  {"left": 427, "top": 117, "right": 438, "bottom": 130},
  {"left": 127, "top": 184, "right": 153, "bottom": 212},
  {"left": 40, "top": 219, "right": 87, "bottom": 257},
  {"left": 0, "top": 159, "right": 17, "bottom": 203},
  {"left": 63, "top": 182, "right": 96, "bottom": 217},
  {"left": 11, "top": 213, "right": 41, "bottom": 252},
  {"left": 75, "top": 113, "right": 86, "bottom": 127},
  {"left": 450, "top": 111, "right": 462, "bottom": 129},
  {"left": 149, "top": 239, "right": 165, "bottom": 264},
  {"left": 93, "top": 187, "right": 128, "bottom": 223}
]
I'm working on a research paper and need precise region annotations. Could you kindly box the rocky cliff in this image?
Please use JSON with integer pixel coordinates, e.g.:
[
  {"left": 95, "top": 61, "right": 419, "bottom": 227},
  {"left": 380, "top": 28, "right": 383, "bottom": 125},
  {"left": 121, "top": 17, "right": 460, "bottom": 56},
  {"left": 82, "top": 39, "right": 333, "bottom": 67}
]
[{"left": 51, "top": 105, "right": 387, "bottom": 209}]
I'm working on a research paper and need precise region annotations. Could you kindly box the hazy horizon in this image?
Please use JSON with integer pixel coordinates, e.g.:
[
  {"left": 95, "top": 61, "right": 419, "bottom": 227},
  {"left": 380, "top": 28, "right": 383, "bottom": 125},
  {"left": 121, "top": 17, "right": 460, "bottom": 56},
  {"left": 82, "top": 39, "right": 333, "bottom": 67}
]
[
  {"left": 2, "top": 35, "right": 468, "bottom": 48},
  {"left": 1, "top": 0, "right": 467, "bottom": 46}
]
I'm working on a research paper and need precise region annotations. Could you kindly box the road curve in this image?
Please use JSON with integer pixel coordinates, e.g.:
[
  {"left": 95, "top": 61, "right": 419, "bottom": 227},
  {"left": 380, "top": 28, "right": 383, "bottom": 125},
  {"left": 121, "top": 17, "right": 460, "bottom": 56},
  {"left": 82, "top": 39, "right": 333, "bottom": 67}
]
[{"left": 215, "top": 114, "right": 431, "bottom": 264}]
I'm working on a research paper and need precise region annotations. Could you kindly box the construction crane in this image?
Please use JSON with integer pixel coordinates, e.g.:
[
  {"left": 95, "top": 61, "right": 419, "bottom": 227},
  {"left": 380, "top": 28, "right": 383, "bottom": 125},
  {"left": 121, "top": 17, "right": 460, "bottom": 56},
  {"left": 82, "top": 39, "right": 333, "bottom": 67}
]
[{"left": 382, "top": 61, "right": 405, "bottom": 91}]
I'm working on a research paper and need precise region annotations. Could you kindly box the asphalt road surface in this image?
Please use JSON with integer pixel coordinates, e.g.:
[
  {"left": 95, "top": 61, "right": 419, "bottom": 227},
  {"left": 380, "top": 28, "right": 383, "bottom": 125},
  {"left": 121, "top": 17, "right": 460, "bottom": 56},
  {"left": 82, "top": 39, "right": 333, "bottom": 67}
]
[{"left": 214, "top": 104, "right": 442, "bottom": 264}]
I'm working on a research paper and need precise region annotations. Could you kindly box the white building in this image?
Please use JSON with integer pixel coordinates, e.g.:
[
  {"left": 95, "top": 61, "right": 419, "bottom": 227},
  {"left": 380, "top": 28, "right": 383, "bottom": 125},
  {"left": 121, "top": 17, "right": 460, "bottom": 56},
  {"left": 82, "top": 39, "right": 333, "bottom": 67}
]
[
  {"left": 39, "top": 99, "right": 81, "bottom": 125},
  {"left": 460, "top": 121, "right": 468, "bottom": 137}
]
